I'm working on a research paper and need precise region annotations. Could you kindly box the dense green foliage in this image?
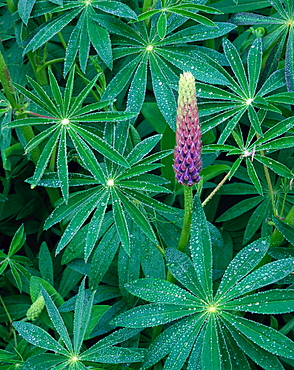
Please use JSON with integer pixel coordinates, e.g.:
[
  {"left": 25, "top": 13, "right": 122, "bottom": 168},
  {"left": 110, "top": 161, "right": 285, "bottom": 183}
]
[{"left": 0, "top": 0, "right": 294, "bottom": 369}]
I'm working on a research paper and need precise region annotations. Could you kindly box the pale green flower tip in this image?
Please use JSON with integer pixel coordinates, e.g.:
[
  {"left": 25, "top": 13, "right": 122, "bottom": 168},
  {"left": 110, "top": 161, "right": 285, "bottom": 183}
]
[
  {"left": 26, "top": 295, "right": 45, "bottom": 321},
  {"left": 178, "top": 71, "right": 196, "bottom": 106}
]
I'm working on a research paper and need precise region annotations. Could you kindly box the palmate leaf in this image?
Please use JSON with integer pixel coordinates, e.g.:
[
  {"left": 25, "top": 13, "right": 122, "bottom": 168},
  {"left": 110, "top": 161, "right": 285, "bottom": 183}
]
[
  {"left": 113, "top": 197, "right": 294, "bottom": 369},
  {"left": 95, "top": 14, "right": 235, "bottom": 128},
  {"left": 14, "top": 281, "right": 144, "bottom": 368},
  {"left": 23, "top": 0, "right": 137, "bottom": 74},
  {"left": 4, "top": 68, "right": 135, "bottom": 203},
  {"left": 231, "top": 1, "right": 294, "bottom": 92},
  {"left": 44, "top": 131, "right": 173, "bottom": 260}
]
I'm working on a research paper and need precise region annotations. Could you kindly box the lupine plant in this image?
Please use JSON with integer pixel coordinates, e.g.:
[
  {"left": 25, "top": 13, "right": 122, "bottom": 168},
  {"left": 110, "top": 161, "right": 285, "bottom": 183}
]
[{"left": 1, "top": 0, "right": 294, "bottom": 369}]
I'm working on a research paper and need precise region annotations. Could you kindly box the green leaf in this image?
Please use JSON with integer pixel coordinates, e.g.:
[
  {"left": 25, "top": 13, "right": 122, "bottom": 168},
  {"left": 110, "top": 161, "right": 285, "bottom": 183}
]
[
  {"left": 257, "top": 136, "right": 294, "bottom": 152},
  {"left": 118, "top": 189, "right": 157, "bottom": 245},
  {"left": 25, "top": 126, "right": 58, "bottom": 154},
  {"left": 222, "top": 328, "right": 251, "bottom": 370},
  {"left": 9, "top": 224, "right": 25, "bottom": 256},
  {"left": 222, "top": 38, "right": 248, "bottom": 94},
  {"left": 122, "top": 189, "right": 176, "bottom": 213},
  {"left": 113, "top": 303, "right": 199, "bottom": 328},
  {"left": 272, "top": 217, "right": 294, "bottom": 246},
  {"left": 224, "top": 322, "right": 284, "bottom": 370},
  {"left": 116, "top": 163, "right": 162, "bottom": 180},
  {"left": 48, "top": 69, "right": 63, "bottom": 113},
  {"left": 57, "top": 128, "right": 68, "bottom": 202},
  {"left": 18, "top": 0, "right": 36, "bottom": 25},
  {"left": 93, "top": 0, "right": 137, "bottom": 19},
  {"left": 118, "top": 180, "right": 171, "bottom": 194},
  {"left": 63, "top": 11, "right": 84, "bottom": 76},
  {"left": 202, "top": 315, "right": 221, "bottom": 370},
  {"left": 285, "top": 27, "right": 294, "bottom": 91},
  {"left": 216, "top": 196, "right": 263, "bottom": 222},
  {"left": 258, "top": 69, "right": 286, "bottom": 96},
  {"left": 149, "top": 53, "right": 176, "bottom": 131},
  {"left": 126, "top": 54, "right": 148, "bottom": 114},
  {"left": 13, "top": 321, "right": 69, "bottom": 355},
  {"left": 81, "top": 346, "right": 145, "bottom": 363},
  {"left": 169, "top": 3, "right": 223, "bottom": 14},
  {"left": 160, "top": 22, "right": 236, "bottom": 45},
  {"left": 68, "top": 129, "right": 106, "bottom": 183},
  {"left": 224, "top": 312, "right": 294, "bottom": 359},
  {"left": 171, "top": 9, "right": 216, "bottom": 27},
  {"left": 42, "top": 288, "right": 73, "bottom": 352},
  {"left": 157, "top": 12, "right": 167, "bottom": 39},
  {"left": 85, "top": 190, "right": 110, "bottom": 261},
  {"left": 102, "top": 54, "right": 142, "bottom": 101},
  {"left": 254, "top": 154, "right": 293, "bottom": 178},
  {"left": 87, "top": 15, "right": 112, "bottom": 69},
  {"left": 190, "top": 195, "right": 213, "bottom": 300},
  {"left": 266, "top": 92, "right": 294, "bottom": 104},
  {"left": 38, "top": 242, "right": 53, "bottom": 285},
  {"left": 71, "top": 124, "right": 130, "bottom": 168},
  {"left": 93, "top": 14, "right": 145, "bottom": 43},
  {"left": 79, "top": 15, "right": 90, "bottom": 72},
  {"left": 112, "top": 189, "right": 130, "bottom": 255},
  {"left": 243, "top": 200, "right": 270, "bottom": 243},
  {"left": 245, "top": 158, "right": 263, "bottom": 195},
  {"left": 143, "top": 315, "right": 199, "bottom": 369},
  {"left": 12, "top": 82, "right": 59, "bottom": 117},
  {"left": 224, "top": 257, "right": 294, "bottom": 301},
  {"left": 222, "top": 289, "right": 294, "bottom": 314},
  {"left": 21, "top": 354, "right": 65, "bottom": 370},
  {"left": 163, "top": 319, "right": 201, "bottom": 370},
  {"left": 55, "top": 192, "right": 101, "bottom": 255},
  {"left": 44, "top": 187, "right": 100, "bottom": 229},
  {"left": 126, "top": 278, "right": 202, "bottom": 306},
  {"left": 247, "top": 38, "right": 262, "bottom": 96},
  {"left": 166, "top": 248, "right": 206, "bottom": 301},
  {"left": 137, "top": 9, "right": 159, "bottom": 21},
  {"left": 30, "top": 129, "right": 61, "bottom": 188},
  {"left": 73, "top": 279, "right": 95, "bottom": 353},
  {"left": 63, "top": 66, "right": 75, "bottom": 115},
  {"left": 10, "top": 264, "right": 22, "bottom": 291},
  {"left": 215, "top": 237, "right": 269, "bottom": 301},
  {"left": 24, "top": 8, "right": 82, "bottom": 53},
  {"left": 89, "top": 224, "right": 121, "bottom": 289},
  {"left": 127, "top": 135, "right": 162, "bottom": 166}
]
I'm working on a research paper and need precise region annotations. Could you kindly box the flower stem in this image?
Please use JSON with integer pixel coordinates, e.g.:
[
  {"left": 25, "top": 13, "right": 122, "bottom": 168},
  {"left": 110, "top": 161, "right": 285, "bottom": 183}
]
[
  {"left": 177, "top": 186, "right": 194, "bottom": 253},
  {"left": 167, "top": 186, "right": 193, "bottom": 283}
]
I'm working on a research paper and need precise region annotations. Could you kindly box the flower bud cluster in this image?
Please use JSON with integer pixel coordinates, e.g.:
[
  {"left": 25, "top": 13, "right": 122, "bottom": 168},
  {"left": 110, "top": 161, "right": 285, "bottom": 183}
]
[{"left": 173, "top": 72, "right": 202, "bottom": 187}]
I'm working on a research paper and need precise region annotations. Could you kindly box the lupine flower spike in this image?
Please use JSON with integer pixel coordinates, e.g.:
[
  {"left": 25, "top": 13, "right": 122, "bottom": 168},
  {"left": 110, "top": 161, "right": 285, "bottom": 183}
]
[{"left": 173, "top": 72, "right": 202, "bottom": 187}]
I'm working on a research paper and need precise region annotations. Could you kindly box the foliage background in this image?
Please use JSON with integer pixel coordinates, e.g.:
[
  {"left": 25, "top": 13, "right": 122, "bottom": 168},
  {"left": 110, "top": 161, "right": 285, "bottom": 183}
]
[{"left": 0, "top": 0, "right": 294, "bottom": 369}]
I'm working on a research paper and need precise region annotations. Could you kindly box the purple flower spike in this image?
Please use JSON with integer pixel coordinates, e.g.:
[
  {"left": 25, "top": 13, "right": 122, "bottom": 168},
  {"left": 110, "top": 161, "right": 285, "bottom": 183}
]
[{"left": 173, "top": 72, "right": 202, "bottom": 187}]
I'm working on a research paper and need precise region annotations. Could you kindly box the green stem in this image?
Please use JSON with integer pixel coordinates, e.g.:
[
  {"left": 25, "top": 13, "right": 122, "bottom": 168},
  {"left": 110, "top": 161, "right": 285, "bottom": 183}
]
[
  {"left": 167, "top": 186, "right": 193, "bottom": 283},
  {"left": 0, "top": 52, "right": 17, "bottom": 108},
  {"left": 202, "top": 170, "right": 230, "bottom": 207},
  {"left": 57, "top": 32, "right": 67, "bottom": 50},
  {"left": 0, "top": 294, "right": 17, "bottom": 347},
  {"left": 39, "top": 58, "right": 65, "bottom": 71},
  {"left": 177, "top": 186, "right": 193, "bottom": 253}
]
